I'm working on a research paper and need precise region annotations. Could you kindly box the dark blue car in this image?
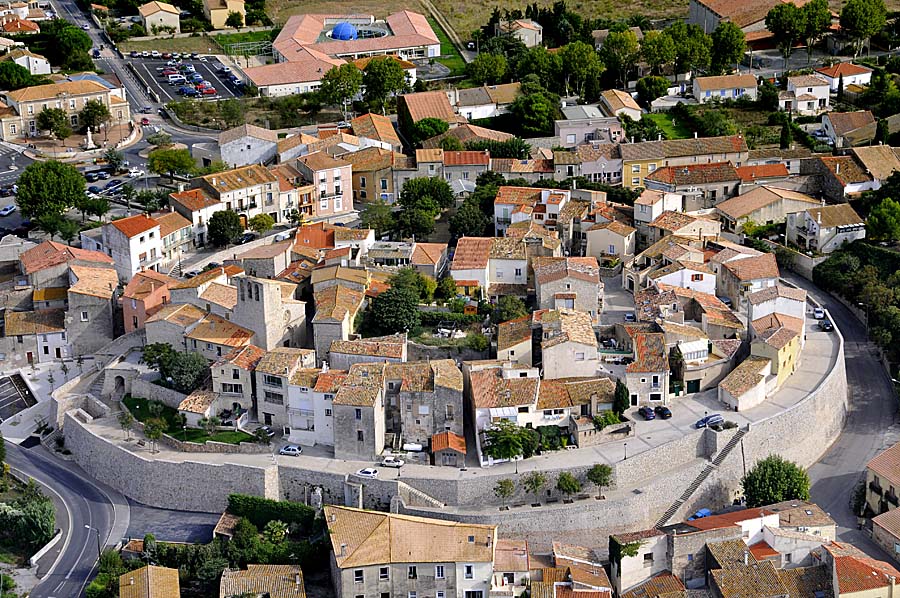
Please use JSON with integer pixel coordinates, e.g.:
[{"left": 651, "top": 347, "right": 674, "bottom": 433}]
[
  {"left": 638, "top": 406, "right": 655, "bottom": 420},
  {"left": 104, "top": 180, "right": 121, "bottom": 190},
  {"left": 88, "top": 185, "right": 102, "bottom": 195}
]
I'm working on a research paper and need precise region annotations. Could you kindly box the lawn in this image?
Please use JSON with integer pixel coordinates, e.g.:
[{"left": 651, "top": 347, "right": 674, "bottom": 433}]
[
  {"left": 213, "top": 28, "right": 280, "bottom": 52},
  {"left": 426, "top": 16, "right": 466, "bottom": 76},
  {"left": 123, "top": 395, "right": 256, "bottom": 445},
  {"left": 645, "top": 112, "right": 692, "bottom": 140},
  {"left": 119, "top": 35, "right": 224, "bottom": 54}
]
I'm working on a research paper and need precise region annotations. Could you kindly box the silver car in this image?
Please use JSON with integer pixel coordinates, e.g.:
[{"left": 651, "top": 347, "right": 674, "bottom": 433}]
[{"left": 278, "top": 444, "right": 302, "bottom": 456}]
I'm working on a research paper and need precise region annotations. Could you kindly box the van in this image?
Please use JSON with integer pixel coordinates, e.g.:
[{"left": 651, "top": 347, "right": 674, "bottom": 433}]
[
  {"left": 168, "top": 74, "right": 186, "bottom": 85},
  {"left": 273, "top": 231, "right": 292, "bottom": 242}
]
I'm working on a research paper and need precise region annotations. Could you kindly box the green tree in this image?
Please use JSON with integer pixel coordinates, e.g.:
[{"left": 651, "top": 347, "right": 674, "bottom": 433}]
[
  {"left": 669, "top": 345, "right": 685, "bottom": 383},
  {"left": 495, "top": 295, "right": 527, "bottom": 323},
  {"left": 360, "top": 199, "right": 394, "bottom": 238},
  {"left": 759, "top": 79, "right": 779, "bottom": 111},
  {"left": 510, "top": 91, "right": 558, "bottom": 136},
  {"left": 665, "top": 21, "right": 711, "bottom": 73},
  {"left": 780, "top": 123, "right": 793, "bottom": 149},
  {"left": 436, "top": 276, "right": 458, "bottom": 302},
  {"left": 613, "top": 378, "right": 630, "bottom": 414},
  {"left": 148, "top": 148, "right": 195, "bottom": 179},
  {"left": 118, "top": 411, "right": 134, "bottom": 440},
  {"left": 146, "top": 131, "right": 173, "bottom": 147},
  {"left": 248, "top": 213, "right": 275, "bottom": 234},
  {"left": 840, "top": 0, "right": 887, "bottom": 57},
  {"left": 468, "top": 52, "right": 507, "bottom": 85},
  {"left": 868, "top": 198, "right": 900, "bottom": 241},
  {"left": 143, "top": 418, "right": 164, "bottom": 453},
  {"left": 440, "top": 136, "right": 464, "bottom": 151},
  {"left": 741, "top": 455, "right": 810, "bottom": 507},
  {"left": 219, "top": 98, "right": 244, "bottom": 128},
  {"left": 103, "top": 148, "right": 125, "bottom": 172},
  {"left": 522, "top": 471, "right": 547, "bottom": 504},
  {"left": 0, "top": 61, "right": 40, "bottom": 90},
  {"left": 263, "top": 520, "right": 289, "bottom": 545},
  {"left": 467, "top": 332, "right": 489, "bottom": 351},
  {"left": 837, "top": 74, "right": 845, "bottom": 101},
  {"left": 556, "top": 472, "right": 582, "bottom": 497},
  {"left": 57, "top": 217, "right": 79, "bottom": 245},
  {"left": 493, "top": 479, "right": 515, "bottom": 507},
  {"left": 877, "top": 118, "right": 890, "bottom": 145},
  {"left": 169, "top": 352, "right": 209, "bottom": 394},
  {"left": 207, "top": 209, "right": 243, "bottom": 247},
  {"left": 600, "top": 30, "right": 639, "bottom": 88},
  {"left": 396, "top": 207, "right": 435, "bottom": 239},
  {"left": 411, "top": 117, "right": 450, "bottom": 147},
  {"left": 370, "top": 286, "right": 420, "bottom": 334},
  {"left": 36, "top": 108, "right": 71, "bottom": 139},
  {"left": 710, "top": 22, "right": 746, "bottom": 74},
  {"left": 363, "top": 57, "right": 406, "bottom": 111},
  {"left": 42, "top": 20, "right": 92, "bottom": 70},
  {"left": 586, "top": 463, "right": 612, "bottom": 498},
  {"left": 225, "top": 10, "right": 243, "bottom": 28},
  {"left": 450, "top": 198, "right": 489, "bottom": 238},
  {"left": 641, "top": 30, "right": 676, "bottom": 74},
  {"left": 390, "top": 268, "right": 436, "bottom": 303},
  {"left": 318, "top": 63, "right": 363, "bottom": 114},
  {"left": 198, "top": 415, "right": 221, "bottom": 436},
  {"left": 698, "top": 109, "right": 736, "bottom": 137},
  {"left": 141, "top": 342, "right": 177, "bottom": 374},
  {"left": 400, "top": 176, "right": 454, "bottom": 210},
  {"left": 766, "top": 3, "right": 804, "bottom": 60},
  {"left": 636, "top": 76, "right": 670, "bottom": 107},
  {"left": 560, "top": 41, "right": 603, "bottom": 98},
  {"left": 16, "top": 160, "right": 84, "bottom": 218},
  {"left": 483, "top": 420, "right": 524, "bottom": 462},
  {"left": 79, "top": 99, "right": 110, "bottom": 131},
  {"left": 802, "top": 0, "right": 833, "bottom": 62}
]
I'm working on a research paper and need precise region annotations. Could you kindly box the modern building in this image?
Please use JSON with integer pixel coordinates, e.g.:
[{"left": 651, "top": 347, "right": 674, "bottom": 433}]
[{"left": 693, "top": 74, "right": 758, "bottom": 103}]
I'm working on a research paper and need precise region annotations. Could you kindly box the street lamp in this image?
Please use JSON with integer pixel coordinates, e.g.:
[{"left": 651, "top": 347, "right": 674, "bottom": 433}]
[{"left": 85, "top": 525, "right": 102, "bottom": 561}]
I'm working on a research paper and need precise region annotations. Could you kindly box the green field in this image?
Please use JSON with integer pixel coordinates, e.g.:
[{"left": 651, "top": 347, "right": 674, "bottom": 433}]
[
  {"left": 427, "top": 16, "right": 466, "bottom": 77},
  {"left": 645, "top": 112, "right": 693, "bottom": 139},
  {"left": 119, "top": 35, "right": 223, "bottom": 54},
  {"left": 214, "top": 28, "right": 280, "bottom": 50},
  {"left": 123, "top": 395, "right": 256, "bottom": 445}
]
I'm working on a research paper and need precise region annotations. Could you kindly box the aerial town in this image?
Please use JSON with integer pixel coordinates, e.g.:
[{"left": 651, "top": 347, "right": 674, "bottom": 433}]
[{"left": 0, "top": 0, "right": 896, "bottom": 594}]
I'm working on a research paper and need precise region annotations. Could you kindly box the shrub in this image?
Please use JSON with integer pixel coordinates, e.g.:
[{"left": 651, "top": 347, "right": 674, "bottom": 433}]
[{"left": 227, "top": 494, "right": 316, "bottom": 530}]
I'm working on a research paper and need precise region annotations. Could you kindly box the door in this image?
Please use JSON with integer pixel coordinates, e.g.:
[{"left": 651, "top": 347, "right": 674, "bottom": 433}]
[
  {"left": 264, "top": 413, "right": 272, "bottom": 426},
  {"left": 687, "top": 379, "right": 700, "bottom": 394},
  {"left": 630, "top": 394, "right": 638, "bottom": 406},
  {"left": 25, "top": 352, "right": 32, "bottom": 364},
  {"left": 55, "top": 347, "right": 61, "bottom": 358}
]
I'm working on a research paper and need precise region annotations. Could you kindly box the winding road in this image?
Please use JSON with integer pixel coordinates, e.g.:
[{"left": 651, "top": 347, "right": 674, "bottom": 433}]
[
  {"left": 791, "top": 274, "right": 899, "bottom": 557},
  {"left": 7, "top": 442, "right": 128, "bottom": 598}
]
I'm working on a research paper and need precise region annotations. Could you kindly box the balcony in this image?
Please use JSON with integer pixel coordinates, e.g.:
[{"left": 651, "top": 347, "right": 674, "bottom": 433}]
[
  {"left": 870, "top": 481, "right": 884, "bottom": 496},
  {"left": 496, "top": 217, "right": 511, "bottom": 225},
  {"left": 887, "top": 492, "right": 899, "bottom": 507}
]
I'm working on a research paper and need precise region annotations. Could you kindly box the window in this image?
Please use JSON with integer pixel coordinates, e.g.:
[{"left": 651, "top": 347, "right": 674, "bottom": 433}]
[
  {"left": 355, "top": 408, "right": 362, "bottom": 420},
  {"left": 80, "top": 311, "right": 89, "bottom": 322},
  {"left": 514, "top": 268, "right": 522, "bottom": 276},
  {"left": 379, "top": 567, "right": 389, "bottom": 580},
  {"left": 264, "top": 391, "right": 284, "bottom": 405},
  {"left": 132, "top": 315, "right": 138, "bottom": 328},
  {"left": 381, "top": 179, "right": 388, "bottom": 190},
  {"left": 566, "top": 134, "right": 576, "bottom": 144},
  {"left": 232, "top": 368, "right": 240, "bottom": 380},
  {"left": 465, "top": 565, "right": 474, "bottom": 579},
  {"left": 438, "top": 593, "right": 445, "bottom": 598},
  {"left": 325, "top": 408, "right": 333, "bottom": 416},
  {"left": 651, "top": 375, "right": 659, "bottom": 388},
  {"left": 435, "top": 565, "right": 445, "bottom": 579},
  {"left": 354, "top": 570, "right": 364, "bottom": 583},
  {"left": 631, "top": 164, "right": 641, "bottom": 173},
  {"left": 785, "top": 554, "right": 792, "bottom": 564},
  {"left": 42, "top": 345, "right": 49, "bottom": 355},
  {"left": 575, "top": 352, "right": 585, "bottom": 361},
  {"left": 446, "top": 405, "right": 454, "bottom": 420},
  {"left": 631, "top": 177, "right": 640, "bottom": 186},
  {"left": 409, "top": 593, "right": 417, "bottom": 598},
  {"left": 383, "top": 594, "right": 390, "bottom": 598},
  {"left": 648, "top": 164, "right": 657, "bottom": 172},
  {"left": 357, "top": 430, "right": 364, "bottom": 441},
  {"left": 408, "top": 566, "right": 417, "bottom": 579},
  {"left": 360, "top": 176, "right": 366, "bottom": 188},
  {"left": 222, "top": 383, "right": 243, "bottom": 394},
  {"left": 691, "top": 274, "right": 703, "bottom": 281},
  {"left": 643, "top": 553, "right": 654, "bottom": 567},
  {"left": 263, "top": 374, "right": 283, "bottom": 387}
]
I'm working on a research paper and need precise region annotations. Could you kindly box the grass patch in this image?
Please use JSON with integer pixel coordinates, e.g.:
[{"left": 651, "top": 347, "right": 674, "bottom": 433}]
[
  {"left": 214, "top": 28, "right": 280, "bottom": 49},
  {"left": 645, "top": 112, "right": 692, "bottom": 139},
  {"left": 427, "top": 17, "right": 466, "bottom": 77},
  {"left": 119, "top": 35, "right": 223, "bottom": 54},
  {"left": 123, "top": 395, "right": 255, "bottom": 445}
]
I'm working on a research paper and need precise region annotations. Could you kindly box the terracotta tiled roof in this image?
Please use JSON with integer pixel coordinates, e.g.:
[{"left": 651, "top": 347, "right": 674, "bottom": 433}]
[
  {"left": 621, "top": 572, "right": 684, "bottom": 598},
  {"left": 110, "top": 213, "right": 159, "bottom": 239},
  {"left": 748, "top": 284, "right": 807, "bottom": 305},
  {"left": 827, "top": 110, "right": 875, "bottom": 137},
  {"left": 218, "top": 123, "right": 278, "bottom": 146},
  {"left": 172, "top": 265, "right": 243, "bottom": 289},
  {"left": 867, "top": 441, "right": 900, "bottom": 489},
  {"left": 330, "top": 333, "right": 406, "bottom": 358},
  {"left": 470, "top": 368, "right": 538, "bottom": 409},
  {"left": 186, "top": 312, "right": 253, "bottom": 348},
  {"left": 410, "top": 242, "right": 446, "bottom": 267},
  {"left": 819, "top": 156, "right": 871, "bottom": 186},
  {"left": 422, "top": 123, "right": 515, "bottom": 148},
  {"left": 443, "top": 150, "right": 490, "bottom": 166},
  {"left": 138, "top": 1, "right": 179, "bottom": 16},
  {"left": 497, "top": 314, "right": 532, "bottom": 351},
  {"left": 620, "top": 135, "right": 748, "bottom": 162},
  {"left": 198, "top": 281, "right": 237, "bottom": 310},
  {"left": 7, "top": 79, "right": 108, "bottom": 102},
  {"left": 735, "top": 164, "right": 789, "bottom": 182},
  {"left": 723, "top": 252, "right": 779, "bottom": 281},
  {"left": 833, "top": 552, "right": 900, "bottom": 593},
  {"left": 694, "top": 74, "right": 758, "bottom": 91},
  {"left": 178, "top": 389, "right": 216, "bottom": 415},
  {"left": 69, "top": 265, "right": 118, "bottom": 298},
  {"left": 645, "top": 162, "right": 740, "bottom": 186},
  {"left": 201, "top": 164, "right": 277, "bottom": 195},
  {"left": 119, "top": 565, "right": 180, "bottom": 598},
  {"left": 873, "top": 507, "right": 900, "bottom": 540},
  {"left": 400, "top": 90, "right": 460, "bottom": 123},
  {"left": 153, "top": 211, "right": 191, "bottom": 238},
  {"left": 325, "top": 505, "right": 495, "bottom": 569},
  {"left": 122, "top": 270, "right": 175, "bottom": 300},
  {"left": 765, "top": 500, "right": 834, "bottom": 528},
  {"left": 0, "top": 17, "right": 38, "bottom": 33},
  {"left": 540, "top": 309, "right": 597, "bottom": 350},
  {"left": 752, "top": 312, "right": 802, "bottom": 349},
  {"left": 495, "top": 185, "right": 544, "bottom": 205},
  {"left": 220, "top": 565, "right": 306, "bottom": 598},
  {"left": 244, "top": 49, "right": 344, "bottom": 87},
  {"left": 588, "top": 220, "right": 636, "bottom": 237},
  {"left": 719, "top": 355, "right": 770, "bottom": 397},
  {"left": 717, "top": 186, "right": 819, "bottom": 220},
  {"left": 489, "top": 237, "right": 526, "bottom": 260},
  {"left": 816, "top": 62, "right": 872, "bottom": 78},
  {"left": 776, "top": 565, "right": 832, "bottom": 598},
  {"left": 648, "top": 211, "right": 700, "bottom": 232},
  {"left": 215, "top": 344, "right": 266, "bottom": 370},
  {"left": 533, "top": 256, "right": 600, "bottom": 285},
  {"left": 19, "top": 240, "right": 113, "bottom": 274},
  {"left": 601, "top": 88, "right": 641, "bottom": 113},
  {"left": 255, "top": 347, "right": 313, "bottom": 375},
  {"left": 851, "top": 145, "right": 900, "bottom": 181},
  {"left": 4, "top": 308, "right": 64, "bottom": 336},
  {"left": 432, "top": 430, "right": 466, "bottom": 453},
  {"left": 313, "top": 370, "right": 347, "bottom": 393},
  {"left": 451, "top": 237, "right": 493, "bottom": 270},
  {"left": 312, "top": 285, "right": 364, "bottom": 323},
  {"left": 169, "top": 188, "right": 219, "bottom": 212},
  {"left": 802, "top": 203, "right": 864, "bottom": 228},
  {"left": 627, "top": 332, "right": 668, "bottom": 373},
  {"left": 297, "top": 150, "right": 349, "bottom": 172}
]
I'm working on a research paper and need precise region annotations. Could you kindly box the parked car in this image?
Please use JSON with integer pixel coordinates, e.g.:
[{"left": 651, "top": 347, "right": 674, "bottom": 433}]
[
  {"left": 85, "top": 172, "right": 98, "bottom": 182},
  {"left": 104, "top": 179, "right": 121, "bottom": 190},
  {"left": 688, "top": 508, "right": 712, "bottom": 520},
  {"left": 278, "top": 444, "right": 302, "bottom": 456},
  {"left": 381, "top": 456, "right": 405, "bottom": 468},
  {"left": 638, "top": 406, "right": 655, "bottom": 420},
  {"left": 182, "top": 88, "right": 200, "bottom": 97},
  {"left": 140, "top": 117, "right": 150, "bottom": 126},
  {"left": 820, "top": 320, "right": 834, "bottom": 332},
  {"left": 81, "top": 23, "right": 89, "bottom": 29},
  {"left": 0, "top": 205, "right": 15, "bottom": 217},
  {"left": 141, "top": 51, "right": 150, "bottom": 57},
  {"left": 623, "top": 313, "right": 636, "bottom": 322},
  {"left": 97, "top": 171, "right": 110, "bottom": 180},
  {"left": 273, "top": 231, "right": 292, "bottom": 242},
  {"left": 88, "top": 185, "right": 102, "bottom": 195},
  {"left": 128, "top": 168, "right": 145, "bottom": 178},
  {"left": 140, "top": 106, "right": 153, "bottom": 114},
  {"left": 813, "top": 307, "right": 825, "bottom": 319},
  {"left": 183, "top": 270, "right": 200, "bottom": 278},
  {"left": 201, "top": 87, "right": 217, "bottom": 95},
  {"left": 356, "top": 468, "right": 378, "bottom": 478},
  {"left": 0, "top": 187, "right": 13, "bottom": 197},
  {"left": 161, "top": 52, "right": 171, "bottom": 59},
  {"left": 238, "top": 232, "right": 256, "bottom": 244},
  {"left": 654, "top": 405, "right": 672, "bottom": 419},
  {"left": 257, "top": 425, "right": 276, "bottom": 438},
  {"left": 695, "top": 414, "right": 724, "bottom": 429},
  {"left": 161, "top": 68, "right": 178, "bottom": 76},
  {"left": 150, "top": 50, "right": 160, "bottom": 58},
  {"left": 130, "top": 51, "right": 139, "bottom": 58},
  {"left": 218, "top": 66, "right": 232, "bottom": 74},
  {"left": 717, "top": 296, "right": 733, "bottom": 308}
]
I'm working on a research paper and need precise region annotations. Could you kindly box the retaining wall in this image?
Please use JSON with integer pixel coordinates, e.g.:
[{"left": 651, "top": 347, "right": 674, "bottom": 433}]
[{"left": 131, "top": 377, "right": 187, "bottom": 409}]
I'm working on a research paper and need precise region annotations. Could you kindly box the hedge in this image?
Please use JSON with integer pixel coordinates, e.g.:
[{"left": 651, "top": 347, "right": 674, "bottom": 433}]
[
  {"left": 227, "top": 494, "right": 315, "bottom": 530},
  {"left": 418, "top": 311, "right": 482, "bottom": 326}
]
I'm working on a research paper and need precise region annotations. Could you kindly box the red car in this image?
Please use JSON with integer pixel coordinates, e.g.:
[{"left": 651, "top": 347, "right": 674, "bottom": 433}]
[
  {"left": 194, "top": 82, "right": 208, "bottom": 90},
  {"left": 140, "top": 117, "right": 150, "bottom": 125},
  {"left": 201, "top": 87, "right": 217, "bottom": 95},
  {"left": 161, "top": 68, "right": 177, "bottom": 76}
]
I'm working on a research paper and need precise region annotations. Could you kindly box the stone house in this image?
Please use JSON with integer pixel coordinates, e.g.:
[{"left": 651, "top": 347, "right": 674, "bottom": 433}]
[
  {"left": 622, "top": 235, "right": 705, "bottom": 293},
  {"left": 167, "top": 265, "right": 243, "bottom": 313},
  {"left": 217, "top": 123, "right": 278, "bottom": 168},
  {"left": 866, "top": 441, "right": 900, "bottom": 515},
  {"left": 169, "top": 188, "right": 222, "bottom": 247},
  {"left": 231, "top": 275, "right": 306, "bottom": 350},
  {"left": 715, "top": 186, "right": 820, "bottom": 234},
  {"left": 332, "top": 362, "right": 387, "bottom": 460},
  {"left": 822, "top": 110, "right": 876, "bottom": 148},
  {"left": 575, "top": 142, "right": 623, "bottom": 185},
  {"left": 781, "top": 75, "right": 830, "bottom": 115},
  {"left": 211, "top": 344, "right": 266, "bottom": 420},
  {"left": 145, "top": 302, "right": 207, "bottom": 349},
  {"left": 717, "top": 355, "right": 771, "bottom": 411},
  {"left": 717, "top": 252, "right": 780, "bottom": 309},
  {"left": 82, "top": 213, "right": 163, "bottom": 282},
  {"left": 203, "top": 0, "right": 244, "bottom": 29},
  {"left": 647, "top": 261, "right": 716, "bottom": 296},
  {"left": 254, "top": 347, "right": 316, "bottom": 429},
  {"left": 138, "top": 1, "right": 180, "bottom": 34},
  {"left": 185, "top": 311, "right": 254, "bottom": 361},
  {"left": 586, "top": 220, "right": 636, "bottom": 261},
  {"left": 620, "top": 135, "right": 749, "bottom": 190},
  {"left": 351, "top": 112, "right": 403, "bottom": 154},
  {"left": 325, "top": 506, "right": 496, "bottom": 598},
  {"left": 786, "top": 203, "right": 866, "bottom": 254},
  {"left": 18, "top": 240, "right": 113, "bottom": 288},
  {"left": 495, "top": 19, "right": 542, "bottom": 46},
  {"left": 344, "top": 147, "right": 402, "bottom": 204},
  {"left": 65, "top": 265, "right": 118, "bottom": 356},
  {"left": 814, "top": 151, "right": 890, "bottom": 203},
  {"left": 432, "top": 431, "right": 466, "bottom": 466},
  {"left": 624, "top": 332, "right": 669, "bottom": 406},
  {"left": 329, "top": 334, "right": 407, "bottom": 370},
  {"left": 225, "top": 240, "right": 293, "bottom": 279},
  {"left": 643, "top": 162, "right": 741, "bottom": 210},
  {"left": 600, "top": 89, "right": 642, "bottom": 121},
  {"left": 632, "top": 189, "right": 684, "bottom": 248},
  {"left": 313, "top": 285, "right": 365, "bottom": 364},
  {"left": 735, "top": 164, "right": 792, "bottom": 190},
  {"left": 384, "top": 360, "right": 463, "bottom": 447},
  {"left": 450, "top": 237, "right": 528, "bottom": 300},
  {"left": 693, "top": 74, "right": 758, "bottom": 103},
  {"left": 646, "top": 211, "right": 721, "bottom": 246},
  {"left": 555, "top": 106, "right": 624, "bottom": 148},
  {"left": 539, "top": 309, "right": 601, "bottom": 379},
  {"left": 193, "top": 164, "right": 279, "bottom": 226},
  {"left": 749, "top": 312, "right": 803, "bottom": 389},
  {"left": 532, "top": 256, "right": 602, "bottom": 320},
  {"left": 154, "top": 211, "right": 192, "bottom": 270},
  {"left": 286, "top": 367, "right": 344, "bottom": 447},
  {"left": 411, "top": 242, "right": 449, "bottom": 279},
  {"left": 121, "top": 269, "right": 176, "bottom": 333},
  {"left": 747, "top": 284, "right": 807, "bottom": 325},
  {"left": 3, "top": 308, "right": 67, "bottom": 364}
]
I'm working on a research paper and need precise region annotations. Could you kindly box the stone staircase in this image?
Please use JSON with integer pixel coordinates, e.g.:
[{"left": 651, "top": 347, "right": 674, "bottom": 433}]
[
  {"left": 88, "top": 370, "right": 106, "bottom": 400},
  {"left": 168, "top": 261, "right": 183, "bottom": 278},
  {"left": 399, "top": 481, "right": 445, "bottom": 509},
  {"left": 655, "top": 428, "right": 747, "bottom": 528}
]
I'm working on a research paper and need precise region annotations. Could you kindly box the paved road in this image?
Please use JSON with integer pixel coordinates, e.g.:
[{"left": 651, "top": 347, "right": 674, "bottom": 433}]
[
  {"left": 6, "top": 442, "right": 128, "bottom": 598},
  {"left": 795, "top": 274, "right": 899, "bottom": 558}
]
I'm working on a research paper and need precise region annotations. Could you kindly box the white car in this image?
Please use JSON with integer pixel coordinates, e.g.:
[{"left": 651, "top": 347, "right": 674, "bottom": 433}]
[
  {"left": 128, "top": 168, "right": 145, "bottom": 178},
  {"left": 381, "top": 456, "right": 405, "bottom": 468},
  {"left": 356, "top": 468, "right": 378, "bottom": 479},
  {"left": 813, "top": 307, "right": 825, "bottom": 319},
  {"left": 0, "top": 205, "right": 16, "bottom": 216},
  {"left": 278, "top": 444, "right": 302, "bottom": 456}
]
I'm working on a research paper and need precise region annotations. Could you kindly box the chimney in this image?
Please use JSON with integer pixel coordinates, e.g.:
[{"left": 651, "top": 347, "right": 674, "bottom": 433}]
[
  {"left": 211, "top": 177, "right": 216, "bottom": 185},
  {"left": 296, "top": 574, "right": 302, "bottom": 585},
  {"left": 130, "top": 577, "right": 134, "bottom": 586},
  {"left": 835, "top": 163, "right": 840, "bottom": 175},
  {"left": 694, "top": 132, "right": 698, "bottom": 139},
  {"left": 658, "top": 134, "right": 662, "bottom": 141},
  {"left": 631, "top": 136, "right": 634, "bottom": 144},
  {"left": 743, "top": 550, "right": 749, "bottom": 565},
  {"left": 817, "top": 212, "right": 822, "bottom": 224},
  {"left": 340, "top": 542, "right": 347, "bottom": 556}
]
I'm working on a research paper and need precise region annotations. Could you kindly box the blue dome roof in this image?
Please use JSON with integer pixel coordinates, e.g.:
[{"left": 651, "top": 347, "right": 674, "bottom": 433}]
[{"left": 332, "top": 22, "right": 358, "bottom": 40}]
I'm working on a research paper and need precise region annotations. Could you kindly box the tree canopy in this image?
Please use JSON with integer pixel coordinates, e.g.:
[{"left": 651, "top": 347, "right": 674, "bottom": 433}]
[
  {"left": 370, "top": 285, "right": 420, "bottom": 334},
  {"left": 318, "top": 63, "right": 363, "bottom": 111},
  {"left": 840, "top": 0, "right": 887, "bottom": 56},
  {"left": 741, "top": 455, "right": 810, "bottom": 507},
  {"left": 363, "top": 57, "right": 407, "bottom": 110},
  {"left": 249, "top": 213, "right": 275, "bottom": 234},
  {"left": 468, "top": 52, "right": 508, "bottom": 85},
  {"left": 79, "top": 99, "right": 111, "bottom": 131},
  {"left": 0, "top": 61, "right": 45, "bottom": 90},
  {"left": 766, "top": 3, "right": 805, "bottom": 60},
  {"left": 36, "top": 108, "right": 71, "bottom": 140},
  {"left": 207, "top": 210, "right": 243, "bottom": 247},
  {"left": 411, "top": 117, "right": 449, "bottom": 147},
  {"left": 450, "top": 198, "right": 490, "bottom": 238},
  {"left": 710, "top": 22, "right": 746, "bottom": 74},
  {"left": 868, "top": 198, "right": 900, "bottom": 241},
  {"left": 360, "top": 199, "right": 395, "bottom": 238},
  {"left": 16, "top": 160, "right": 85, "bottom": 218},
  {"left": 148, "top": 148, "right": 195, "bottom": 179}
]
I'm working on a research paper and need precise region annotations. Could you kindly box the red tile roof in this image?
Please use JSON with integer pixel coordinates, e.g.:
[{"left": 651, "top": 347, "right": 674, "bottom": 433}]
[
  {"left": 815, "top": 62, "right": 872, "bottom": 78},
  {"left": 431, "top": 431, "right": 466, "bottom": 453},
  {"left": 868, "top": 441, "right": 900, "bottom": 489},
  {"left": 451, "top": 237, "right": 493, "bottom": 270},
  {"left": 169, "top": 188, "right": 219, "bottom": 212},
  {"left": 722, "top": 252, "right": 779, "bottom": 281},
  {"left": 443, "top": 150, "right": 490, "bottom": 166},
  {"left": 626, "top": 332, "right": 668, "bottom": 373},
  {"left": 110, "top": 213, "right": 158, "bottom": 238},
  {"left": 735, "top": 164, "right": 789, "bottom": 182},
  {"left": 19, "top": 240, "right": 113, "bottom": 274}
]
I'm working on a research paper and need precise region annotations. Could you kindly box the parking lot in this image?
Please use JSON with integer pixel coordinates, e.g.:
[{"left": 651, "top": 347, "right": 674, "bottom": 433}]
[
  {"left": 0, "top": 375, "right": 36, "bottom": 422},
  {"left": 129, "top": 56, "right": 243, "bottom": 103}
]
